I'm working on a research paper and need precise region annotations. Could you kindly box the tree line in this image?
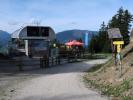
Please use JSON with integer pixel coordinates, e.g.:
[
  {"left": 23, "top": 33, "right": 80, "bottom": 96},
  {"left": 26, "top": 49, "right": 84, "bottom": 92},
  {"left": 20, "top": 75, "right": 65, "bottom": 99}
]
[{"left": 89, "top": 7, "right": 133, "bottom": 53}]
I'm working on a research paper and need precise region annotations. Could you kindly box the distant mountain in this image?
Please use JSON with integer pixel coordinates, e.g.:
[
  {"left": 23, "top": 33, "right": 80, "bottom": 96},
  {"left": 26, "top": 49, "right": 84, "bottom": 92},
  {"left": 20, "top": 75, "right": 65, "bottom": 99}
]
[
  {"left": 0, "top": 30, "right": 11, "bottom": 55},
  {"left": 0, "top": 30, "right": 11, "bottom": 46},
  {"left": 56, "top": 29, "right": 97, "bottom": 44}
]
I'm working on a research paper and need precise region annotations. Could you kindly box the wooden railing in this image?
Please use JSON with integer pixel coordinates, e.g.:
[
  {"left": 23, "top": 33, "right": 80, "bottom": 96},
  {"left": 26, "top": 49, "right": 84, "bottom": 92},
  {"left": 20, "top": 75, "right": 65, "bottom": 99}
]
[{"left": 0, "top": 50, "right": 94, "bottom": 72}]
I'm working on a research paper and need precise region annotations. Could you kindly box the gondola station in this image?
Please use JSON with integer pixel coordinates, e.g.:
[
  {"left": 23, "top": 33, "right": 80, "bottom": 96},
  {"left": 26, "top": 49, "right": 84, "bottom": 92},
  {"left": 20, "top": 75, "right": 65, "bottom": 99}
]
[
  {"left": 7, "top": 26, "right": 83, "bottom": 70},
  {"left": 10, "top": 26, "right": 59, "bottom": 69},
  {"left": 11, "top": 26, "right": 56, "bottom": 57}
]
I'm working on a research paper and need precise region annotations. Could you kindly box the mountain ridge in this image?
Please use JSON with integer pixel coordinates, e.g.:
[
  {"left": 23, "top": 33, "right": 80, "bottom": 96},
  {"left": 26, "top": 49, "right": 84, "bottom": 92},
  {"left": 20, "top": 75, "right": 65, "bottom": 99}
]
[
  {"left": 0, "top": 30, "right": 11, "bottom": 46},
  {"left": 56, "top": 29, "right": 97, "bottom": 44}
]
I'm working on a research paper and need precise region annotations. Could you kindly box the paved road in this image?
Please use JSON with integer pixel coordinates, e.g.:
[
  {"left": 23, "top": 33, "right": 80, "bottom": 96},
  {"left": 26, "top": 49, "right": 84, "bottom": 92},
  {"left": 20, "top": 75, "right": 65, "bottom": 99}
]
[{"left": 11, "top": 59, "right": 108, "bottom": 100}]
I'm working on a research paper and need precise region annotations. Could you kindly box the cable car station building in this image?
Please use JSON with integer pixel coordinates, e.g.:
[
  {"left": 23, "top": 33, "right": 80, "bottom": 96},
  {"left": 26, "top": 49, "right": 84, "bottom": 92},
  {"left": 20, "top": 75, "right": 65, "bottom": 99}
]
[{"left": 11, "top": 26, "right": 56, "bottom": 57}]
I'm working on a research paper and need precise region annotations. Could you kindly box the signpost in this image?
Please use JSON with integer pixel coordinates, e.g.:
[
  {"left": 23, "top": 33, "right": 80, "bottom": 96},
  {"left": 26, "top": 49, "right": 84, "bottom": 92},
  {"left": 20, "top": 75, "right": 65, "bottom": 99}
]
[
  {"left": 113, "top": 41, "right": 124, "bottom": 53},
  {"left": 107, "top": 28, "right": 124, "bottom": 77},
  {"left": 107, "top": 28, "right": 122, "bottom": 39},
  {"left": 107, "top": 28, "right": 123, "bottom": 52}
]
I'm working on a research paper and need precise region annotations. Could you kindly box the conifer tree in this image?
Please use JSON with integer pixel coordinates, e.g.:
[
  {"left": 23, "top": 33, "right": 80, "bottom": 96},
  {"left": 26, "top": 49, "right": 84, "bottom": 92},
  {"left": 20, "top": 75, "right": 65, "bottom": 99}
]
[
  {"left": 89, "top": 7, "right": 133, "bottom": 53},
  {"left": 108, "top": 7, "right": 133, "bottom": 45},
  {"left": 89, "top": 22, "right": 111, "bottom": 53}
]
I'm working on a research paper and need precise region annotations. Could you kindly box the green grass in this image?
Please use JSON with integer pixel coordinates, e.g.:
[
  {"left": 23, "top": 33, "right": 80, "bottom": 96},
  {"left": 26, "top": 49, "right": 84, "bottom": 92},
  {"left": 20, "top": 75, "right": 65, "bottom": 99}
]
[
  {"left": 84, "top": 60, "right": 133, "bottom": 100},
  {"left": 87, "top": 64, "right": 103, "bottom": 72},
  {"left": 122, "top": 96, "right": 133, "bottom": 100},
  {"left": 83, "top": 76, "right": 133, "bottom": 100},
  {"left": 86, "top": 58, "right": 113, "bottom": 73},
  {"left": 82, "top": 53, "right": 111, "bottom": 59}
]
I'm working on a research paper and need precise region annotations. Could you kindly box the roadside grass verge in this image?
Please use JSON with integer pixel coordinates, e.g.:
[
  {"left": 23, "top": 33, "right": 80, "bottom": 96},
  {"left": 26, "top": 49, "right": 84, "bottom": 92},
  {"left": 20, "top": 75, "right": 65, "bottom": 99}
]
[
  {"left": 84, "top": 63, "right": 133, "bottom": 100},
  {"left": 82, "top": 53, "right": 111, "bottom": 59},
  {"left": 86, "top": 64, "right": 103, "bottom": 72}
]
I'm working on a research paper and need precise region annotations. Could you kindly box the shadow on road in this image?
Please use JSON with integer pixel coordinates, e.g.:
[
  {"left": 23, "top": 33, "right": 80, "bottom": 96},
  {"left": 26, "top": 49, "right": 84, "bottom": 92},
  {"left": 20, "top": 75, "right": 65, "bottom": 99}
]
[
  {"left": 0, "top": 58, "right": 108, "bottom": 77},
  {"left": 0, "top": 61, "right": 95, "bottom": 76}
]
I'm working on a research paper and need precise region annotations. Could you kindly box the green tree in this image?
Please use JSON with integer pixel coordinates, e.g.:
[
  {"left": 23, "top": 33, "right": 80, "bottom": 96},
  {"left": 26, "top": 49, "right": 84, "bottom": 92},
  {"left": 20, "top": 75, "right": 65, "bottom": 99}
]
[
  {"left": 76, "top": 38, "right": 83, "bottom": 42},
  {"left": 108, "top": 7, "right": 133, "bottom": 45},
  {"left": 89, "top": 7, "right": 133, "bottom": 53},
  {"left": 89, "top": 22, "right": 111, "bottom": 53},
  {"left": 89, "top": 34, "right": 97, "bottom": 53},
  {"left": 98, "top": 22, "right": 111, "bottom": 52}
]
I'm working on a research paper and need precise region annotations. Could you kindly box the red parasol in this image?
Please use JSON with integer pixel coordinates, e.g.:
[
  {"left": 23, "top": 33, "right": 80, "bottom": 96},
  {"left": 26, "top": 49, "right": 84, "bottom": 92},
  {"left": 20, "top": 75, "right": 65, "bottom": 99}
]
[{"left": 65, "top": 40, "right": 83, "bottom": 46}]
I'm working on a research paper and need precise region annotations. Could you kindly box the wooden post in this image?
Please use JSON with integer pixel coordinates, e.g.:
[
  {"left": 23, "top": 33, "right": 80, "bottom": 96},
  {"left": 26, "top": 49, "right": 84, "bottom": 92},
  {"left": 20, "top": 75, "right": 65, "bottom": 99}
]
[
  {"left": 46, "top": 57, "right": 49, "bottom": 67},
  {"left": 58, "top": 56, "right": 60, "bottom": 64},
  {"left": 43, "top": 59, "right": 46, "bottom": 68},
  {"left": 75, "top": 53, "right": 77, "bottom": 62},
  {"left": 18, "top": 57, "right": 23, "bottom": 71},
  {"left": 56, "top": 57, "right": 58, "bottom": 64},
  {"left": 51, "top": 57, "right": 53, "bottom": 66},
  {"left": 67, "top": 53, "right": 69, "bottom": 63},
  {"left": 40, "top": 58, "right": 43, "bottom": 68}
]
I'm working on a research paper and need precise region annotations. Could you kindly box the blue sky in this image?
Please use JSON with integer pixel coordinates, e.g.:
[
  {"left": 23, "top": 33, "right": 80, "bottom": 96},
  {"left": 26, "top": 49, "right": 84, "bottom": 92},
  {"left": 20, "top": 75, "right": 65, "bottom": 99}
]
[{"left": 0, "top": 0, "right": 133, "bottom": 33}]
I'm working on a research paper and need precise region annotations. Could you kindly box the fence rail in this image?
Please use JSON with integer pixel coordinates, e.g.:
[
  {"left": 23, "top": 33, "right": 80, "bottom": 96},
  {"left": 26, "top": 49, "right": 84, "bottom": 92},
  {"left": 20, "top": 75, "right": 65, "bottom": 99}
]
[
  {"left": 0, "top": 51, "right": 107, "bottom": 72},
  {"left": 0, "top": 52, "right": 84, "bottom": 72}
]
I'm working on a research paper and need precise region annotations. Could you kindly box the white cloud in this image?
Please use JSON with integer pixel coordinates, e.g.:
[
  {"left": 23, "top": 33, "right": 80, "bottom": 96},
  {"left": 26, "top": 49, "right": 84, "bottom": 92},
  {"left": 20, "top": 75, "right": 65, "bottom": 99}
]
[{"left": 0, "top": 0, "right": 132, "bottom": 33}]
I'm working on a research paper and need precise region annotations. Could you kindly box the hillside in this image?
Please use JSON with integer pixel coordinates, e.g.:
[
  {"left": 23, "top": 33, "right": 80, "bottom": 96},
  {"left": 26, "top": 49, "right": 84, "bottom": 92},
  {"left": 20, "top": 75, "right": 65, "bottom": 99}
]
[
  {"left": 0, "top": 30, "right": 11, "bottom": 55},
  {"left": 0, "top": 30, "right": 11, "bottom": 46},
  {"left": 56, "top": 29, "right": 97, "bottom": 43},
  {"left": 84, "top": 41, "right": 133, "bottom": 100}
]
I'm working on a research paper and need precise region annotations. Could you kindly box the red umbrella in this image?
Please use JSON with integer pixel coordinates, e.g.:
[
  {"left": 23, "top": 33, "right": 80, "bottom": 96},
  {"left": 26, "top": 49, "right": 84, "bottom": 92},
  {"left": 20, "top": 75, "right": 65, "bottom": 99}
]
[
  {"left": 73, "top": 41, "right": 83, "bottom": 46},
  {"left": 65, "top": 40, "right": 83, "bottom": 46},
  {"left": 65, "top": 40, "right": 71, "bottom": 45}
]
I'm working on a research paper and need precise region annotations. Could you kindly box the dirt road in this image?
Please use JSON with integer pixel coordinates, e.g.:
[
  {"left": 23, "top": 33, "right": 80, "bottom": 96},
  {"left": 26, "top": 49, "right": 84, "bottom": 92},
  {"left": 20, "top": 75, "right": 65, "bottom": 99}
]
[{"left": 11, "top": 59, "right": 108, "bottom": 100}]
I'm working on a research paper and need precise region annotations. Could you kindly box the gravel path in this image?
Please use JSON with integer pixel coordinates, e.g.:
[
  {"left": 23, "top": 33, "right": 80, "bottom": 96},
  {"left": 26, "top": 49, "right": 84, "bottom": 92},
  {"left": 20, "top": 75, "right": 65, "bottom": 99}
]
[{"left": 11, "top": 59, "right": 109, "bottom": 100}]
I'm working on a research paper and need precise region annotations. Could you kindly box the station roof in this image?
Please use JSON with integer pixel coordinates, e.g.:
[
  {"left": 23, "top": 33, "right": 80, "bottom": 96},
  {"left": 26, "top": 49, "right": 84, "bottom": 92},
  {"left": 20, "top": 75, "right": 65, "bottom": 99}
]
[
  {"left": 11, "top": 26, "right": 56, "bottom": 41},
  {"left": 12, "top": 28, "right": 23, "bottom": 39}
]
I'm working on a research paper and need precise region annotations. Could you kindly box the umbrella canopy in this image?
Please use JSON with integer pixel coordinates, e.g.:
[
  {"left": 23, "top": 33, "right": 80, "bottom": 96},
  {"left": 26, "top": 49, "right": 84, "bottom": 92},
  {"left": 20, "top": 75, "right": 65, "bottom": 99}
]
[
  {"left": 65, "top": 40, "right": 83, "bottom": 46},
  {"left": 65, "top": 41, "right": 73, "bottom": 46}
]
